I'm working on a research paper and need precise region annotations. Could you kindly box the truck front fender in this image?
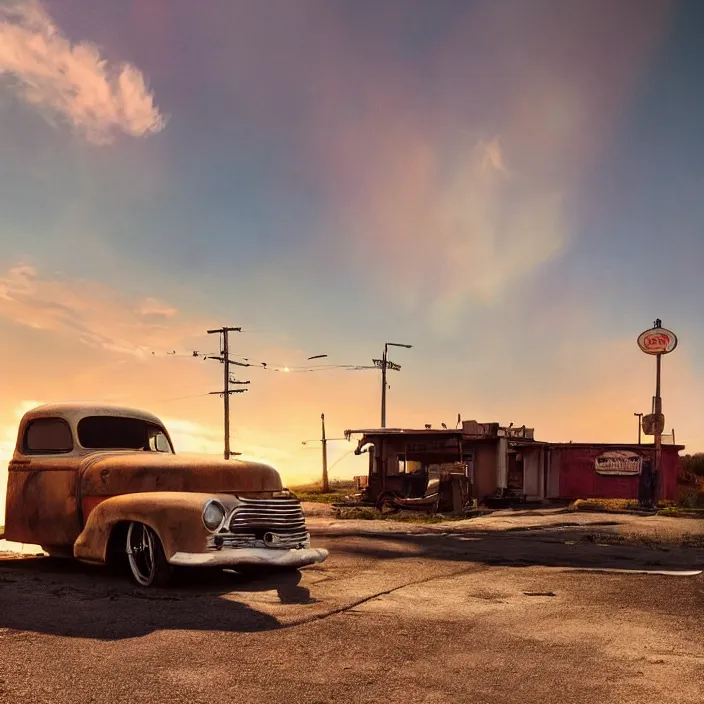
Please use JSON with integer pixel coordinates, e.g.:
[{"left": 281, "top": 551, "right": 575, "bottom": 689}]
[{"left": 73, "top": 491, "right": 231, "bottom": 564}]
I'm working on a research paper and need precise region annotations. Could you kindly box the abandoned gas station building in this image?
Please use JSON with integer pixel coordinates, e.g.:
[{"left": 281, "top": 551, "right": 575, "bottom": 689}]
[{"left": 344, "top": 420, "right": 683, "bottom": 507}]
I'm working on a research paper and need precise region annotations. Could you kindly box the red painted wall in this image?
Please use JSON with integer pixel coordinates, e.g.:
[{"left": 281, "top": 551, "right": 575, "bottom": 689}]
[{"left": 551, "top": 446, "right": 680, "bottom": 501}]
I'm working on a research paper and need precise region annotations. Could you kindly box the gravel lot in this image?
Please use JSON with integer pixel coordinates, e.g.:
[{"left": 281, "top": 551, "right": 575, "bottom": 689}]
[{"left": 1, "top": 512, "right": 703, "bottom": 703}]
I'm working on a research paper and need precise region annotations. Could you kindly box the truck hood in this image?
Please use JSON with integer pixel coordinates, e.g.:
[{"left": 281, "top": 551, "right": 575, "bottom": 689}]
[{"left": 79, "top": 452, "right": 283, "bottom": 497}]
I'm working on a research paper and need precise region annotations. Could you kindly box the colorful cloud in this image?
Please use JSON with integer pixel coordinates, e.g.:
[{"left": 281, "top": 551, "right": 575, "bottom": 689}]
[
  {"left": 0, "top": 0, "right": 165, "bottom": 144},
  {"left": 0, "top": 264, "right": 201, "bottom": 357}
]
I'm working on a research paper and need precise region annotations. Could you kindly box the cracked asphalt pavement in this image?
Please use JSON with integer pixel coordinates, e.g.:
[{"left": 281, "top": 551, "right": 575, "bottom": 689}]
[{"left": 1, "top": 521, "right": 703, "bottom": 704}]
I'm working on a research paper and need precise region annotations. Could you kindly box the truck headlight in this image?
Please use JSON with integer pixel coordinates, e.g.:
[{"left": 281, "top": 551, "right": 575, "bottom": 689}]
[{"left": 202, "top": 500, "right": 226, "bottom": 532}]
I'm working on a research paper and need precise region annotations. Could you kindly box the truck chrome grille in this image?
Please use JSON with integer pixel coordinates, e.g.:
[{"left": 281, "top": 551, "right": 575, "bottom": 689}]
[
  {"left": 229, "top": 497, "right": 306, "bottom": 532},
  {"left": 220, "top": 497, "right": 309, "bottom": 550}
]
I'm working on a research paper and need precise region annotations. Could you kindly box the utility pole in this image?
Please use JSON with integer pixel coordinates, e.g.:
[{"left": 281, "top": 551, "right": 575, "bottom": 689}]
[
  {"left": 634, "top": 412, "right": 643, "bottom": 444},
  {"left": 373, "top": 342, "right": 412, "bottom": 428},
  {"left": 381, "top": 346, "right": 387, "bottom": 428},
  {"left": 207, "top": 326, "right": 248, "bottom": 460},
  {"left": 321, "top": 413, "right": 329, "bottom": 493},
  {"left": 302, "top": 415, "right": 346, "bottom": 492}
]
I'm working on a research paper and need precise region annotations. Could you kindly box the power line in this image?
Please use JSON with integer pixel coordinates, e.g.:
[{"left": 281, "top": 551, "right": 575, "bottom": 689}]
[
  {"left": 153, "top": 392, "right": 213, "bottom": 404},
  {"left": 149, "top": 344, "right": 381, "bottom": 382},
  {"left": 191, "top": 349, "right": 377, "bottom": 374},
  {"left": 327, "top": 448, "right": 357, "bottom": 473},
  {"left": 158, "top": 382, "right": 214, "bottom": 392},
  {"left": 149, "top": 350, "right": 219, "bottom": 358},
  {"left": 154, "top": 342, "right": 375, "bottom": 375},
  {"left": 72, "top": 391, "right": 213, "bottom": 408}
]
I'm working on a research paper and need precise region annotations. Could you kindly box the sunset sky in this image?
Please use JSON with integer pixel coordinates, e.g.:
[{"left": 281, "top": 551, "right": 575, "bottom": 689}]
[{"left": 2, "top": 0, "right": 703, "bottom": 518}]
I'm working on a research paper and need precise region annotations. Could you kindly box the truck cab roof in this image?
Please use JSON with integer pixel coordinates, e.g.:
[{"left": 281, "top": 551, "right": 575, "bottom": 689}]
[{"left": 22, "top": 403, "right": 165, "bottom": 427}]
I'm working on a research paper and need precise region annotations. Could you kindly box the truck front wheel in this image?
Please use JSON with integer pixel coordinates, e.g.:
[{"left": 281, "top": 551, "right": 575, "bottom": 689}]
[{"left": 125, "top": 521, "right": 172, "bottom": 588}]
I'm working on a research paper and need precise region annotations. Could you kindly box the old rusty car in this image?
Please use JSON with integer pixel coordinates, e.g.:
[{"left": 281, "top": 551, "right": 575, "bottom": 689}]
[{"left": 2, "top": 403, "right": 328, "bottom": 587}]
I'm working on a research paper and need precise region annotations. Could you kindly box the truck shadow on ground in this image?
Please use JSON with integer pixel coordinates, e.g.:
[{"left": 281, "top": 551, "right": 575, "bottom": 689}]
[
  {"left": 320, "top": 526, "right": 704, "bottom": 571},
  {"left": 0, "top": 556, "right": 312, "bottom": 640}
]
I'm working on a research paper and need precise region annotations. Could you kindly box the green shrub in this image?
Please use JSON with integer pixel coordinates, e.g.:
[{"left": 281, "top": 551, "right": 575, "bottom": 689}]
[
  {"left": 681, "top": 454, "right": 704, "bottom": 478},
  {"left": 677, "top": 489, "right": 704, "bottom": 509}
]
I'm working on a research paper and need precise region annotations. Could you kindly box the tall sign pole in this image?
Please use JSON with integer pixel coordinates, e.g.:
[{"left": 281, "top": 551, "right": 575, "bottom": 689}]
[
  {"left": 637, "top": 319, "right": 678, "bottom": 506},
  {"left": 654, "top": 348, "right": 662, "bottom": 497}
]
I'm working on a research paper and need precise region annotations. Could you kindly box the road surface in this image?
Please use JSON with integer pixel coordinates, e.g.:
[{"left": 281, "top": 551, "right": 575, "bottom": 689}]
[{"left": 1, "top": 521, "right": 703, "bottom": 703}]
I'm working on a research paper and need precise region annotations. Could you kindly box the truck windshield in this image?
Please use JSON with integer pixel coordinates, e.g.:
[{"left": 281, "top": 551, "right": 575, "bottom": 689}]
[{"left": 77, "top": 416, "right": 173, "bottom": 453}]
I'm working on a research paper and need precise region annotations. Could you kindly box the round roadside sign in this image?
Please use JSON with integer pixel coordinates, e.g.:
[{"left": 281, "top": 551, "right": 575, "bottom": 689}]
[{"left": 637, "top": 327, "right": 678, "bottom": 355}]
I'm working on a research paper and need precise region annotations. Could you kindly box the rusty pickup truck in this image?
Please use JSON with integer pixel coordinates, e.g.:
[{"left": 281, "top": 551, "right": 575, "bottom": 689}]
[{"left": 2, "top": 403, "right": 327, "bottom": 586}]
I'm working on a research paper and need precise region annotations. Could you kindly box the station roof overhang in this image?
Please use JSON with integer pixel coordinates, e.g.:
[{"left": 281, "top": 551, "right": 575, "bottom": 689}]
[{"left": 345, "top": 429, "right": 546, "bottom": 459}]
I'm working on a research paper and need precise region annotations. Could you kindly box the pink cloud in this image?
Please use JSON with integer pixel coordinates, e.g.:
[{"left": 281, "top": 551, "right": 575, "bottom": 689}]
[
  {"left": 76, "top": 0, "right": 672, "bottom": 321},
  {"left": 237, "top": 1, "right": 672, "bottom": 323},
  {"left": 0, "top": 1, "right": 165, "bottom": 144},
  {"left": 0, "top": 264, "right": 200, "bottom": 356},
  {"left": 136, "top": 297, "right": 178, "bottom": 319}
]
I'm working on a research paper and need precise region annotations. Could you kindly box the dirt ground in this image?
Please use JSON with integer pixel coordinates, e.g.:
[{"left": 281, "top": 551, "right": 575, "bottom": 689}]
[
  {"left": 302, "top": 502, "right": 704, "bottom": 544},
  {"left": 1, "top": 510, "right": 703, "bottom": 704}
]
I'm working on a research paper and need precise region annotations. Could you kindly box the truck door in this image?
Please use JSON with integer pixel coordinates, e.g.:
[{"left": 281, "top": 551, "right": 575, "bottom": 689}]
[{"left": 5, "top": 417, "right": 82, "bottom": 547}]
